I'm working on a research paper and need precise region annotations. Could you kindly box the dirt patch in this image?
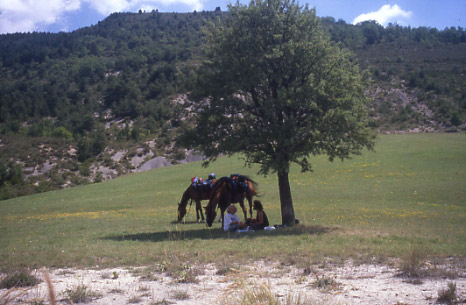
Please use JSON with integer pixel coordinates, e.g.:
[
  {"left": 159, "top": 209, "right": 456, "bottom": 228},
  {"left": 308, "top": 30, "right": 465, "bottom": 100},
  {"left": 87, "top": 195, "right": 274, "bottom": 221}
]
[{"left": 2, "top": 261, "right": 465, "bottom": 304}]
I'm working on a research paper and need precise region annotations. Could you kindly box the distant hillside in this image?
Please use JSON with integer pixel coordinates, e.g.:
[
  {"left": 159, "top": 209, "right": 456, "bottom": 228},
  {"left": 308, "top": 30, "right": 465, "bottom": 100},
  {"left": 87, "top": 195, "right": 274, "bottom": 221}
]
[{"left": 1, "top": 11, "right": 465, "bottom": 200}]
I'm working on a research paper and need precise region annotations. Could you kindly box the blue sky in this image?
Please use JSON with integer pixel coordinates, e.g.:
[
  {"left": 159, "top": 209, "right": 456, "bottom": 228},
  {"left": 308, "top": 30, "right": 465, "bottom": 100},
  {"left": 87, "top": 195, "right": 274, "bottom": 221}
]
[{"left": 0, "top": 0, "right": 464, "bottom": 34}]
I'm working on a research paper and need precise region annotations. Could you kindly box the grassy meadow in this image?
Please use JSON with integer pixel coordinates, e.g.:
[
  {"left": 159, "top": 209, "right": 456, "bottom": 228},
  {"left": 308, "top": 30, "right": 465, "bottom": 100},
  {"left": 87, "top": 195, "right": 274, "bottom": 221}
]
[{"left": 1, "top": 133, "right": 465, "bottom": 271}]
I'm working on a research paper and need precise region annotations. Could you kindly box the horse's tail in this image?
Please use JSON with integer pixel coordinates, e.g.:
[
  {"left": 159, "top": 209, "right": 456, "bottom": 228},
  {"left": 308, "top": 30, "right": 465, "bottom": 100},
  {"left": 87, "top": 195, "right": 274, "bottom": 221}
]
[
  {"left": 235, "top": 175, "right": 259, "bottom": 196},
  {"left": 242, "top": 175, "right": 258, "bottom": 188}
]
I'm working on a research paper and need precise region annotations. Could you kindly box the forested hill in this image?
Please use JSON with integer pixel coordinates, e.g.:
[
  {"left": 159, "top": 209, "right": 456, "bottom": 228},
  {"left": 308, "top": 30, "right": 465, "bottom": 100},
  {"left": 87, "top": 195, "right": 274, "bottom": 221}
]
[
  {"left": 1, "top": 10, "right": 465, "bottom": 199},
  {"left": 1, "top": 11, "right": 217, "bottom": 128}
]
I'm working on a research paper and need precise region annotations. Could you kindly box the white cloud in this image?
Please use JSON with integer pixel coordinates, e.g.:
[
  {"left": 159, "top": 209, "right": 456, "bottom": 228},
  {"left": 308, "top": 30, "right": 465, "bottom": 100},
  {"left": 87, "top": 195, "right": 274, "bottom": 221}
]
[
  {"left": 352, "top": 4, "right": 412, "bottom": 26},
  {"left": 0, "top": 0, "right": 204, "bottom": 34},
  {"left": 0, "top": 0, "right": 81, "bottom": 33},
  {"left": 84, "top": 0, "right": 130, "bottom": 15}
]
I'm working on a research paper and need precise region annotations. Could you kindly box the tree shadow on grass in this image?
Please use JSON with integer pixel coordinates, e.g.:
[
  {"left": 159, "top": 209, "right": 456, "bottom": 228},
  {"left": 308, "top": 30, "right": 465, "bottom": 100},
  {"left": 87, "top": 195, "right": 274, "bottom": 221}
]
[
  {"left": 170, "top": 220, "right": 201, "bottom": 224},
  {"left": 103, "top": 224, "right": 335, "bottom": 243}
]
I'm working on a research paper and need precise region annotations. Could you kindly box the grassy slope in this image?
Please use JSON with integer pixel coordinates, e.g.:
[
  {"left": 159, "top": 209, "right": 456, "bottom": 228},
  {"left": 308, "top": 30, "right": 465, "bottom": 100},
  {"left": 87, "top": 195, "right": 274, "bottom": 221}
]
[{"left": 1, "top": 133, "right": 465, "bottom": 270}]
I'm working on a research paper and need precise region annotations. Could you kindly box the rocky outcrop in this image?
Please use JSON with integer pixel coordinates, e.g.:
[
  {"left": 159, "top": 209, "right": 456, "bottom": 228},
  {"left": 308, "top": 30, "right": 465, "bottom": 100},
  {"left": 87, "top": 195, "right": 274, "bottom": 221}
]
[{"left": 137, "top": 156, "right": 172, "bottom": 172}]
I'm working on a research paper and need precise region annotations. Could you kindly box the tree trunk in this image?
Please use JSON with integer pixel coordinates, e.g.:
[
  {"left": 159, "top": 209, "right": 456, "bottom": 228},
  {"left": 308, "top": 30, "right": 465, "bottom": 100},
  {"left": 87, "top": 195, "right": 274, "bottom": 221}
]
[{"left": 278, "top": 171, "right": 295, "bottom": 226}]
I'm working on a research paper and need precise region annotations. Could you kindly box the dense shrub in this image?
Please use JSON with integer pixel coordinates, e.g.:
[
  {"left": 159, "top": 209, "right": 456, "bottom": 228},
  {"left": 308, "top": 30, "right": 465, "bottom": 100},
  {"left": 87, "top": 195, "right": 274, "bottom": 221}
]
[
  {"left": 52, "top": 126, "right": 73, "bottom": 141},
  {"left": 0, "top": 162, "right": 24, "bottom": 186},
  {"left": 0, "top": 270, "right": 41, "bottom": 289}
]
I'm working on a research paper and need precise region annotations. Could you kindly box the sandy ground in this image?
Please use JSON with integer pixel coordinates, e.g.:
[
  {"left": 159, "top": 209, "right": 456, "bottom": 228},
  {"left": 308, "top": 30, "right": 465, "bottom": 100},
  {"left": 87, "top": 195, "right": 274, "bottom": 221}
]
[{"left": 2, "top": 260, "right": 465, "bottom": 305}]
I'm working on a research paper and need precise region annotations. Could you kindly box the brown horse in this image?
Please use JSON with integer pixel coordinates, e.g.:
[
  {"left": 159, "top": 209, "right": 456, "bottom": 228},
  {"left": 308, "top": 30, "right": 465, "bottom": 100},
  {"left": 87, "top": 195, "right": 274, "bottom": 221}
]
[
  {"left": 205, "top": 176, "right": 258, "bottom": 227},
  {"left": 177, "top": 181, "right": 216, "bottom": 222}
]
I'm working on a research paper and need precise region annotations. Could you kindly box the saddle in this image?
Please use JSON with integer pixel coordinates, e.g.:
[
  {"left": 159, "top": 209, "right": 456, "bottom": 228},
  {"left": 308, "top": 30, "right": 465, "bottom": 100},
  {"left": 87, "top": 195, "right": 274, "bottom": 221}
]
[
  {"left": 230, "top": 174, "right": 249, "bottom": 193},
  {"left": 191, "top": 177, "right": 214, "bottom": 192}
]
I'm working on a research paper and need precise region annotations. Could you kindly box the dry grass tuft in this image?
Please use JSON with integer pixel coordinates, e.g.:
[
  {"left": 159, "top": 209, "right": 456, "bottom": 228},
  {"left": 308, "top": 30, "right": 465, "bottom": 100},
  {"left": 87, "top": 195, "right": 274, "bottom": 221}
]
[
  {"left": 399, "top": 246, "right": 426, "bottom": 278},
  {"left": 128, "top": 295, "right": 143, "bottom": 303},
  {"left": 223, "top": 279, "right": 315, "bottom": 305},
  {"left": 311, "top": 275, "right": 340, "bottom": 292},
  {"left": 172, "top": 290, "right": 190, "bottom": 300},
  {"left": 1, "top": 270, "right": 55, "bottom": 305},
  {"left": 215, "top": 266, "right": 231, "bottom": 276},
  {"left": 0, "top": 287, "right": 30, "bottom": 305},
  {"left": 234, "top": 282, "right": 279, "bottom": 305},
  {"left": 134, "top": 267, "right": 158, "bottom": 282},
  {"left": 109, "top": 288, "right": 124, "bottom": 294},
  {"left": 0, "top": 269, "right": 40, "bottom": 289},
  {"left": 153, "top": 258, "right": 202, "bottom": 284},
  {"left": 437, "top": 282, "right": 457, "bottom": 304},
  {"left": 63, "top": 284, "right": 101, "bottom": 303},
  {"left": 151, "top": 298, "right": 174, "bottom": 305}
]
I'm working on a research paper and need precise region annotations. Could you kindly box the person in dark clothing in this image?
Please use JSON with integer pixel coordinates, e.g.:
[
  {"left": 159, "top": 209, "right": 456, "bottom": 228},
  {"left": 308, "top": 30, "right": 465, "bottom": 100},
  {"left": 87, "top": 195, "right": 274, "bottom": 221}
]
[{"left": 247, "top": 200, "right": 269, "bottom": 230}]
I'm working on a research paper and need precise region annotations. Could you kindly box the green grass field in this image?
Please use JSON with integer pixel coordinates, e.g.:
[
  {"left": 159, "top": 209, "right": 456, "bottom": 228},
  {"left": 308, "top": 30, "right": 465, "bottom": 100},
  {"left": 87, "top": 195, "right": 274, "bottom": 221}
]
[{"left": 1, "top": 133, "right": 465, "bottom": 271}]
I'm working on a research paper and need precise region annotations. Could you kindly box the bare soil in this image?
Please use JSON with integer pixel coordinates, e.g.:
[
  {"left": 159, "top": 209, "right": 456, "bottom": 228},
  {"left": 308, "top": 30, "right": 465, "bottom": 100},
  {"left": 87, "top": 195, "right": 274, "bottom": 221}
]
[{"left": 2, "top": 261, "right": 465, "bottom": 305}]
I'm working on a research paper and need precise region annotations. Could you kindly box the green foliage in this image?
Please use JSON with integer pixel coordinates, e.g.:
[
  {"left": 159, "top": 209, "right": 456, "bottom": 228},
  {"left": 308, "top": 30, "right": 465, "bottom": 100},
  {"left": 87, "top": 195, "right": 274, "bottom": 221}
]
[
  {"left": 0, "top": 270, "right": 40, "bottom": 289},
  {"left": 450, "top": 112, "right": 462, "bottom": 127},
  {"left": 0, "top": 11, "right": 222, "bottom": 136},
  {"left": 77, "top": 136, "right": 94, "bottom": 162},
  {"left": 185, "top": 0, "right": 374, "bottom": 174},
  {"left": 33, "top": 180, "right": 53, "bottom": 194},
  {"left": 77, "top": 128, "right": 107, "bottom": 162},
  {"left": 94, "top": 172, "right": 103, "bottom": 183},
  {"left": 0, "top": 161, "right": 24, "bottom": 187},
  {"left": 27, "top": 120, "right": 53, "bottom": 137},
  {"left": 52, "top": 126, "right": 73, "bottom": 141},
  {"left": 0, "top": 10, "right": 464, "bottom": 137},
  {"left": 359, "top": 21, "right": 383, "bottom": 44},
  {"left": 79, "top": 162, "right": 91, "bottom": 177}
]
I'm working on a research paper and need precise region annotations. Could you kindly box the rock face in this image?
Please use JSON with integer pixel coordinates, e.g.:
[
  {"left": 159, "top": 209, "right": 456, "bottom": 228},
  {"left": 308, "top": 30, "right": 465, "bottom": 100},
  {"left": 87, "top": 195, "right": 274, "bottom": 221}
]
[
  {"left": 185, "top": 151, "right": 205, "bottom": 162},
  {"left": 137, "top": 156, "right": 172, "bottom": 172}
]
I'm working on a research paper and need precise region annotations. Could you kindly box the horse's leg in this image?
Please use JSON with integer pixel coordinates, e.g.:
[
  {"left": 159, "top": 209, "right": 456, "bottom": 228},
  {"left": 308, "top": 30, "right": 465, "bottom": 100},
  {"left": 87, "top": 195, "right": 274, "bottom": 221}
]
[
  {"left": 212, "top": 193, "right": 223, "bottom": 222},
  {"left": 196, "top": 200, "right": 204, "bottom": 222},
  {"left": 220, "top": 194, "right": 231, "bottom": 223},
  {"left": 248, "top": 194, "right": 253, "bottom": 218},
  {"left": 220, "top": 206, "right": 226, "bottom": 228},
  {"left": 239, "top": 198, "right": 247, "bottom": 221},
  {"left": 217, "top": 204, "right": 222, "bottom": 222},
  {"left": 195, "top": 200, "right": 201, "bottom": 222}
]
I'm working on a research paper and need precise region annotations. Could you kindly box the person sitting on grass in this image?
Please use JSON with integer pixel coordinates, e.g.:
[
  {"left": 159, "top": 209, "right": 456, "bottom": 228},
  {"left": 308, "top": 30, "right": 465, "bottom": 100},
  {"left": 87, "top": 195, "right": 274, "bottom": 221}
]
[
  {"left": 246, "top": 200, "right": 269, "bottom": 230},
  {"left": 223, "top": 204, "right": 247, "bottom": 232}
]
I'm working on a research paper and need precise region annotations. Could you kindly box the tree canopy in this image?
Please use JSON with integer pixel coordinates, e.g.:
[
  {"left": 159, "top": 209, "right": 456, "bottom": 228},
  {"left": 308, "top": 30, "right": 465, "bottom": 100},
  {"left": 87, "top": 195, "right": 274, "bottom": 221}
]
[{"left": 180, "top": 0, "right": 375, "bottom": 225}]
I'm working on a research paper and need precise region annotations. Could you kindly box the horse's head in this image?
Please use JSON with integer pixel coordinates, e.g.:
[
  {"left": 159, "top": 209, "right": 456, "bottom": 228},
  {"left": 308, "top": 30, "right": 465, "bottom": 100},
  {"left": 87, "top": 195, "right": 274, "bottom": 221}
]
[
  {"left": 205, "top": 205, "right": 216, "bottom": 227},
  {"left": 177, "top": 202, "right": 186, "bottom": 222}
]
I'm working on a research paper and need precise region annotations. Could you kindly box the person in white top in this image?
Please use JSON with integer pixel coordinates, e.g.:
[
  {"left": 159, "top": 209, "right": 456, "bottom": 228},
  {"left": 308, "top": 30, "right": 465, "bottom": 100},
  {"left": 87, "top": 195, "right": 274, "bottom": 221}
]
[{"left": 223, "top": 204, "right": 246, "bottom": 232}]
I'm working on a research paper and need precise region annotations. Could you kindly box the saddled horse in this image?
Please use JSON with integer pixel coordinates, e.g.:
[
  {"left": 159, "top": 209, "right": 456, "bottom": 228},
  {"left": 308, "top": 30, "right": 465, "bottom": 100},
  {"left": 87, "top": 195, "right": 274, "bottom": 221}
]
[
  {"left": 205, "top": 176, "right": 258, "bottom": 227},
  {"left": 177, "top": 181, "right": 216, "bottom": 222}
]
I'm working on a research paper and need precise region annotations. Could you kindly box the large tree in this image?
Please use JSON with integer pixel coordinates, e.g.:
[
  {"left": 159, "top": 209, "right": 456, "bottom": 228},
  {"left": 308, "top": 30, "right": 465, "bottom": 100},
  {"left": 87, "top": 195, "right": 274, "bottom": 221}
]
[{"left": 180, "top": 0, "right": 375, "bottom": 225}]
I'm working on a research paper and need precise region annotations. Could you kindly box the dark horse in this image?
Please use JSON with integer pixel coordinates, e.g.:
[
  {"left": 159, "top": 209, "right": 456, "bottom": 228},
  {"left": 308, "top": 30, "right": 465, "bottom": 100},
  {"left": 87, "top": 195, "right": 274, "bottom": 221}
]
[
  {"left": 205, "top": 176, "right": 258, "bottom": 227},
  {"left": 177, "top": 182, "right": 216, "bottom": 222}
]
